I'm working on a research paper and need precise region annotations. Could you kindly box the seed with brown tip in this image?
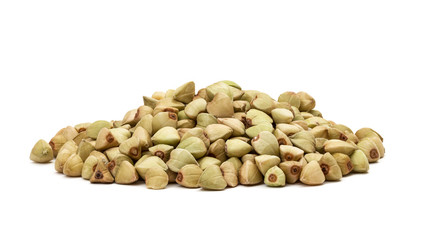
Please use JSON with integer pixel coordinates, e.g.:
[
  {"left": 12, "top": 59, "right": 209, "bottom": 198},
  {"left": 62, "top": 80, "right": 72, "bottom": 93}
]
[
  {"left": 357, "top": 139, "right": 380, "bottom": 163},
  {"left": 90, "top": 159, "right": 114, "bottom": 183},
  {"left": 251, "top": 131, "right": 279, "bottom": 156},
  {"left": 176, "top": 164, "right": 203, "bottom": 188},
  {"left": 264, "top": 166, "right": 286, "bottom": 187},
  {"left": 318, "top": 153, "right": 342, "bottom": 181},
  {"left": 279, "top": 161, "right": 302, "bottom": 183},
  {"left": 279, "top": 145, "right": 304, "bottom": 162},
  {"left": 299, "top": 161, "right": 325, "bottom": 185},
  {"left": 332, "top": 153, "right": 353, "bottom": 175}
]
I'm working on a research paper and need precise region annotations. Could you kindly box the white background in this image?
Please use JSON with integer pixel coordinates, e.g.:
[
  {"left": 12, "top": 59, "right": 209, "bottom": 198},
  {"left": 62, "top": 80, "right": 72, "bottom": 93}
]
[{"left": 1, "top": 1, "right": 426, "bottom": 239}]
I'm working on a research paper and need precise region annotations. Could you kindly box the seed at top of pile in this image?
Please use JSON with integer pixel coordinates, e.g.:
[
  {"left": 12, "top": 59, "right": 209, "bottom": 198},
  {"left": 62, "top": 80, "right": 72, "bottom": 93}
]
[{"left": 30, "top": 80, "right": 385, "bottom": 190}]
